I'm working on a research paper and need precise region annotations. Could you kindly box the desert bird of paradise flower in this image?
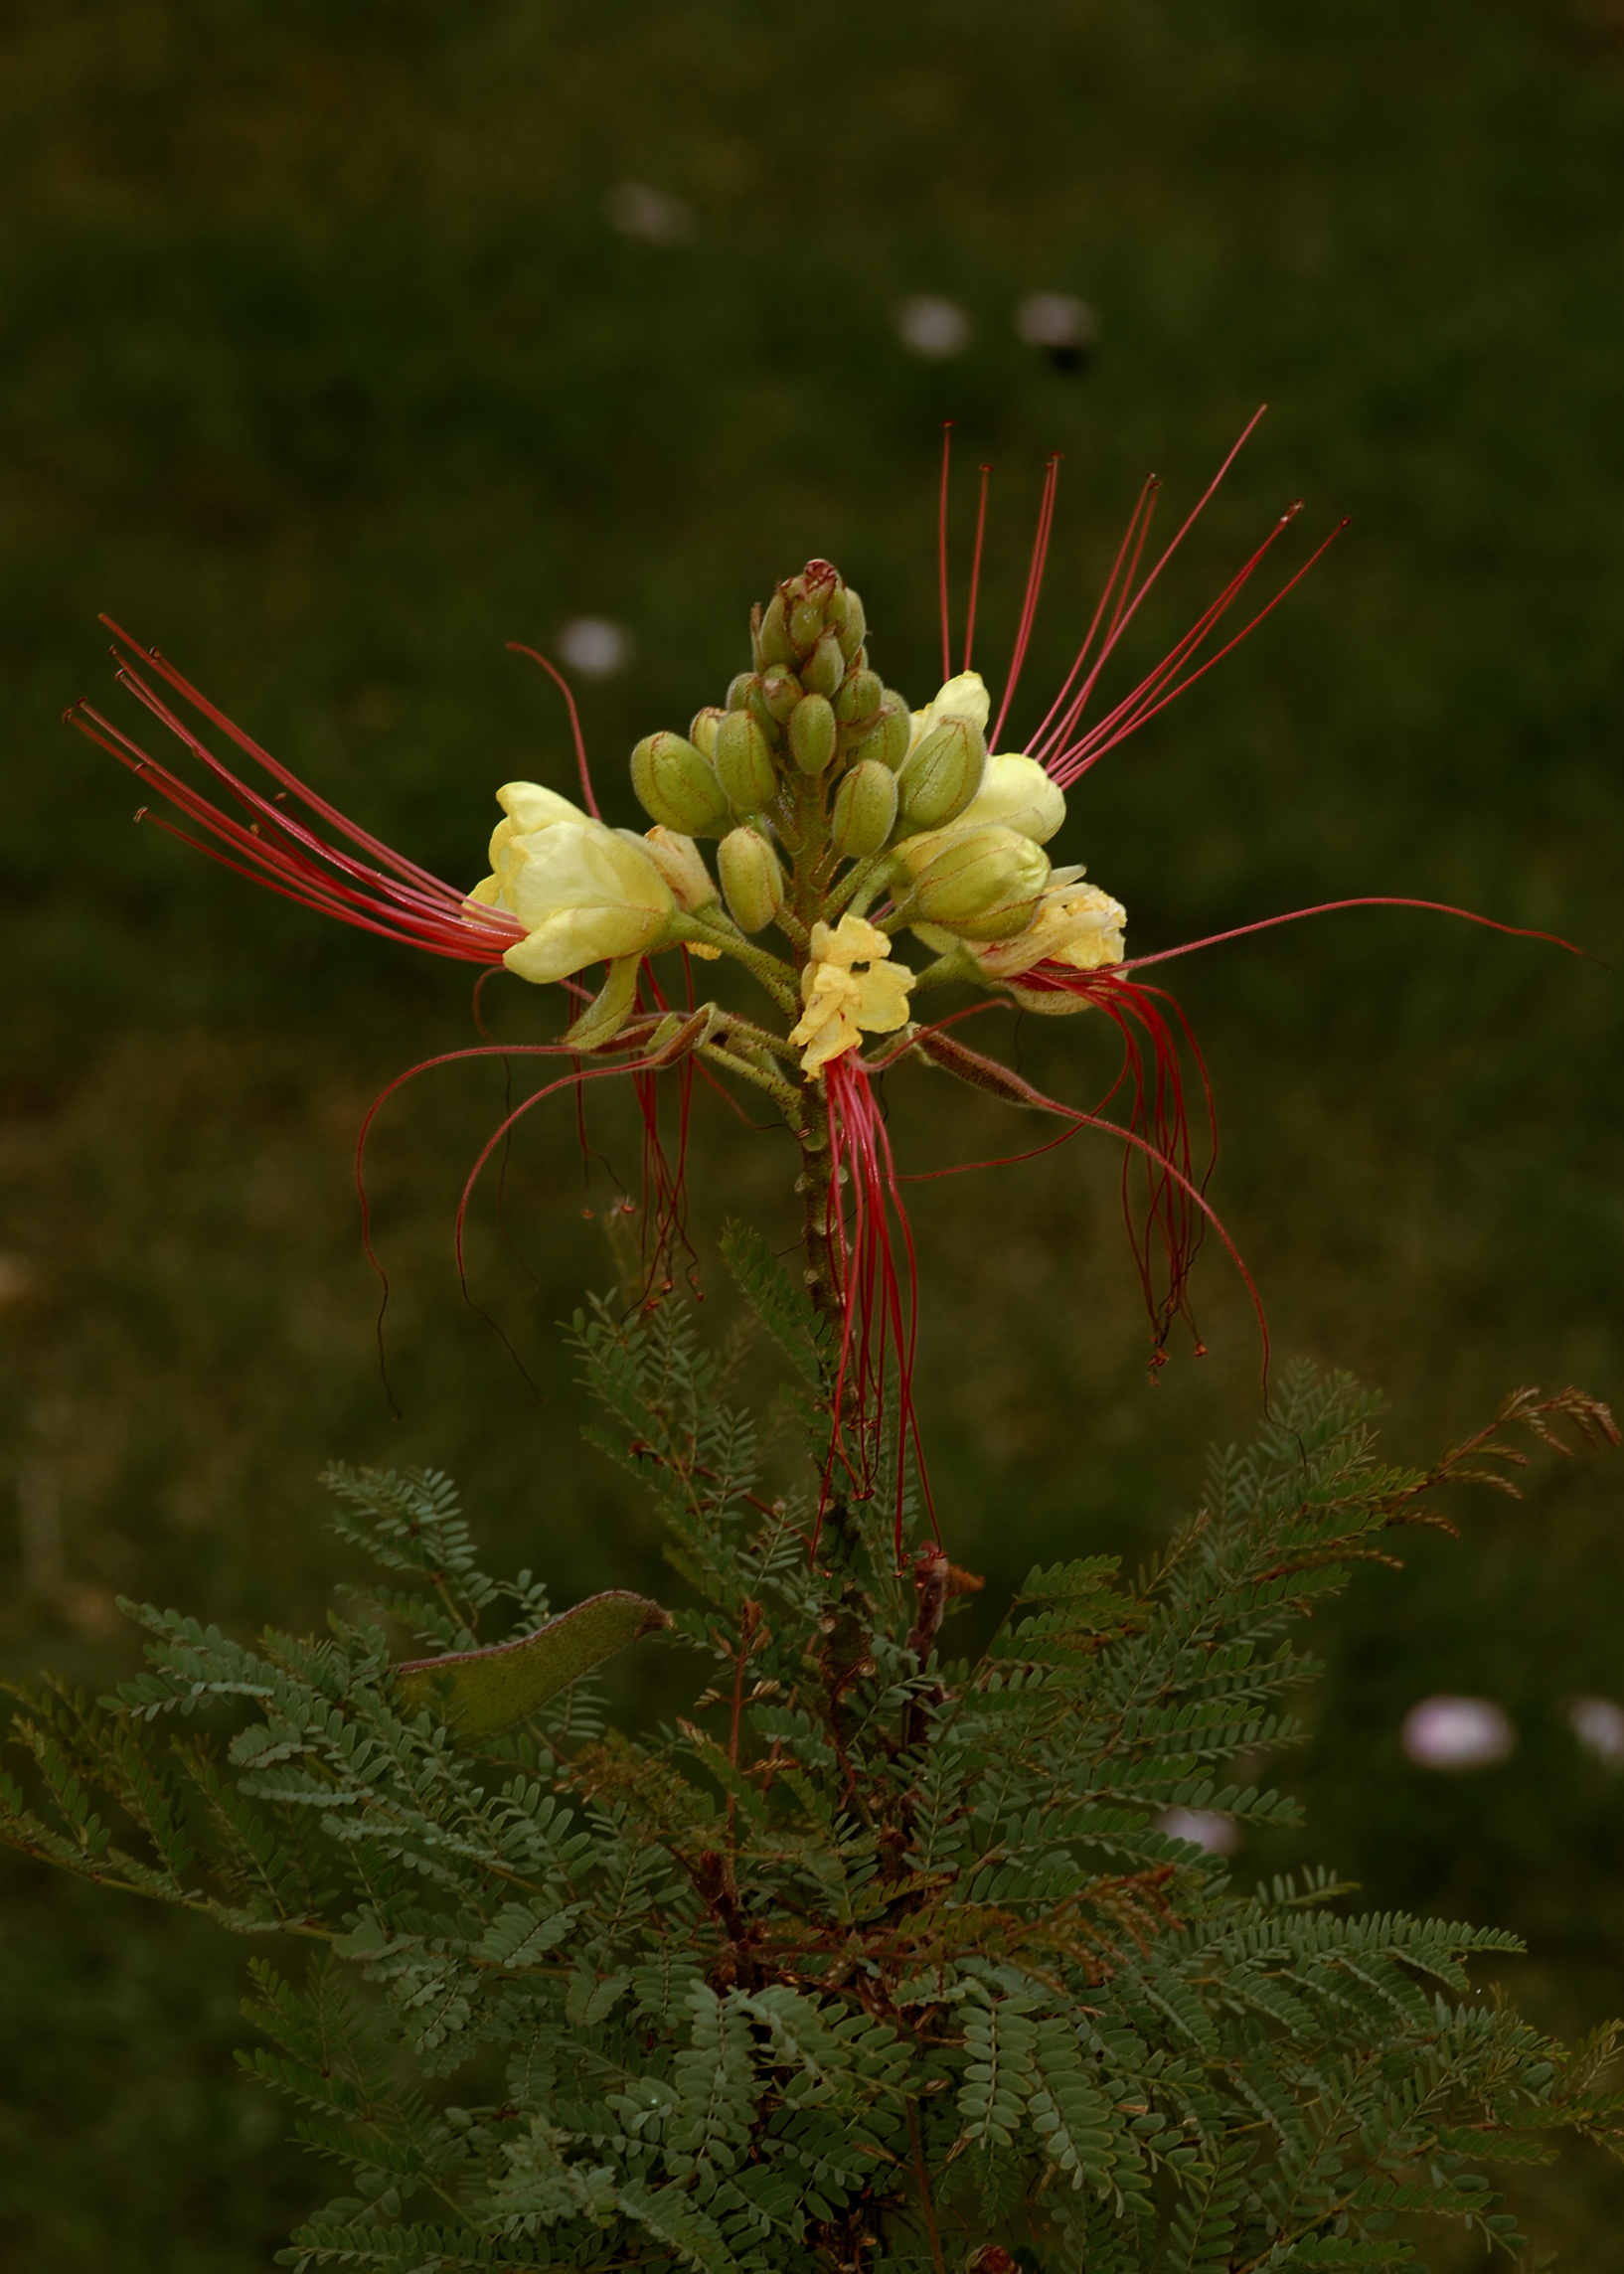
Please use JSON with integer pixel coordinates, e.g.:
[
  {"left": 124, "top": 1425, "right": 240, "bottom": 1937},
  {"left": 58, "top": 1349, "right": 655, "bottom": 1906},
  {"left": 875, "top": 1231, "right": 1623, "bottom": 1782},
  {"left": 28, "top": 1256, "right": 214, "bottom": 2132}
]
[{"left": 70, "top": 413, "right": 1573, "bottom": 1551}]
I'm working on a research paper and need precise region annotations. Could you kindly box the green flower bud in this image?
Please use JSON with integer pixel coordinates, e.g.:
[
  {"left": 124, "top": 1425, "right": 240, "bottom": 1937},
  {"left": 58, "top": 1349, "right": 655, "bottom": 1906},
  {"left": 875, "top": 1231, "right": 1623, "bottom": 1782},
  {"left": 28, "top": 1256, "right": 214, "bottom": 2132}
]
[
  {"left": 848, "top": 696, "right": 912, "bottom": 773},
  {"left": 834, "top": 586, "right": 867, "bottom": 662},
  {"left": 760, "top": 665, "right": 803, "bottom": 725},
  {"left": 834, "top": 667, "right": 883, "bottom": 728},
  {"left": 757, "top": 592, "right": 797, "bottom": 668},
  {"left": 789, "top": 590, "right": 826, "bottom": 651},
  {"left": 630, "top": 731, "right": 731, "bottom": 835},
  {"left": 713, "top": 709, "right": 778, "bottom": 812},
  {"left": 906, "top": 825, "right": 1051, "bottom": 934},
  {"left": 801, "top": 631, "right": 845, "bottom": 699},
  {"left": 787, "top": 691, "right": 838, "bottom": 776},
  {"left": 718, "top": 825, "right": 786, "bottom": 933},
  {"left": 831, "top": 759, "right": 898, "bottom": 858},
  {"left": 639, "top": 826, "right": 718, "bottom": 911},
  {"left": 726, "top": 672, "right": 757, "bottom": 712},
  {"left": 688, "top": 706, "right": 727, "bottom": 760},
  {"left": 897, "top": 716, "right": 986, "bottom": 829}
]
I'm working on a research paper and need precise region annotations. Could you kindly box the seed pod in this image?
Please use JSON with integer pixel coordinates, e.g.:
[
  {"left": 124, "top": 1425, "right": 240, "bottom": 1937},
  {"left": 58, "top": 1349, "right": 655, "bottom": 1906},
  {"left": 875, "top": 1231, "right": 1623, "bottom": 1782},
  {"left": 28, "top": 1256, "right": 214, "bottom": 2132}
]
[
  {"left": 713, "top": 709, "right": 778, "bottom": 812},
  {"left": 757, "top": 591, "right": 797, "bottom": 668},
  {"left": 630, "top": 731, "right": 732, "bottom": 835},
  {"left": 718, "top": 825, "right": 786, "bottom": 932},
  {"left": 688, "top": 706, "right": 727, "bottom": 760},
  {"left": 831, "top": 760, "right": 898, "bottom": 858},
  {"left": 897, "top": 717, "right": 986, "bottom": 829},
  {"left": 907, "top": 825, "right": 1051, "bottom": 931},
  {"left": 760, "top": 665, "right": 803, "bottom": 725},
  {"left": 834, "top": 667, "right": 883, "bottom": 728},
  {"left": 787, "top": 692, "right": 838, "bottom": 776},
  {"left": 835, "top": 586, "right": 867, "bottom": 662},
  {"left": 800, "top": 631, "right": 846, "bottom": 698}
]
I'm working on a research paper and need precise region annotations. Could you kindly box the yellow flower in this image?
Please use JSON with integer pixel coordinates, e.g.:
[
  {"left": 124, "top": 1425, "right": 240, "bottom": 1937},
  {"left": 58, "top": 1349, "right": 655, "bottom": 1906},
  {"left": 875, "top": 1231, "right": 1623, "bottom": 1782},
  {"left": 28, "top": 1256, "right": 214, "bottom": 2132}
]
[
  {"left": 975, "top": 879, "right": 1128, "bottom": 979},
  {"left": 469, "top": 813, "right": 677, "bottom": 986},
  {"left": 787, "top": 913, "right": 915, "bottom": 1075}
]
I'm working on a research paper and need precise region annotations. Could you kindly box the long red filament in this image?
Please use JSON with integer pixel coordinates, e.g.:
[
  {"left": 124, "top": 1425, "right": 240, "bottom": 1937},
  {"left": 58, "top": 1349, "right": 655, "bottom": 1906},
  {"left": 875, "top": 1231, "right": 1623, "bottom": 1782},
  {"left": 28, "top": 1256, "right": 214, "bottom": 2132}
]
[
  {"left": 962, "top": 464, "right": 992, "bottom": 673},
  {"left": 988, "top": 454, "right": 1061, "bottom": 750},
  {"left": 938, "top": 421, "right": 955, "bottom": 685},
  {"left": 819, "top": 1056, "right": 936, "bottom": 1558},
  {"left": 506, "top": 642, "right": 603, "bottom": 819}
]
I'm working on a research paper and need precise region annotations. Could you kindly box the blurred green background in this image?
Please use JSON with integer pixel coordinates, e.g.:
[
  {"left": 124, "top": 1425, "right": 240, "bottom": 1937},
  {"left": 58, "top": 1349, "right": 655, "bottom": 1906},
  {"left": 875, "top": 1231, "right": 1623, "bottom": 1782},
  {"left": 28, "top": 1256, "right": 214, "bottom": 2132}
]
[{"left": 3, "top": 0, "right": 1623, "bottom": 2263}]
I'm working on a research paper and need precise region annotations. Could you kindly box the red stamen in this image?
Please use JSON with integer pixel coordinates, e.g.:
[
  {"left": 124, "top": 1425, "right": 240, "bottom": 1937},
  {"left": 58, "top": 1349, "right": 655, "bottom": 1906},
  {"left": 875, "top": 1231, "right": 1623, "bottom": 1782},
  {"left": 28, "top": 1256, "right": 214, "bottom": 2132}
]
[
  {"left": 506, "top": 641, "right": 603, "bottom": 819},
  {"left": 1118, "top": 896, "right": 1588, "bottom": 975},
  {"left": 938, "top": 420, "right": 955, "bottom": 685},
  {"left": 817, "top": 1057, "right": 936, "bottom": 1558},
  {"left": 988, "top": 454, "right": 1060, "bottom": 751},
  {"left": 962, "top": 464, "right": 992, "bottom": 674}
]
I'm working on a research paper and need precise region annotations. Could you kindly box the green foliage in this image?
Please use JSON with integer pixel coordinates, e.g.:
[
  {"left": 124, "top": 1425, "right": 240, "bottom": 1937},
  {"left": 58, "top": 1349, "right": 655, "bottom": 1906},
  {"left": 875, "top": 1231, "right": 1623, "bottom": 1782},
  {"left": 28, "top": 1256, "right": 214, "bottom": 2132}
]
[{"left": 3, "top": 1294, "right": 1620, "bottom": 2271}]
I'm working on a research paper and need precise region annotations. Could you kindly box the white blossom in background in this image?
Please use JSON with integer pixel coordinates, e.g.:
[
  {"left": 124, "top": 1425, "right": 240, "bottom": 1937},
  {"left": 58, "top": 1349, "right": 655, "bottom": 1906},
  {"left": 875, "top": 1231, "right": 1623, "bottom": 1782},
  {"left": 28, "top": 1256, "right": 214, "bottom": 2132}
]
[
  {"left": 1158, "top": 1808, "right": 1241, "bottom": 1856},
  {"left": 556, "top": 617, "right": 633, "bottom": 680},
  {"left": 1567, "top": 1697, "right": 1624, "bottom": 1766},
  {"left": 1401, "top": 1695, "right": 1516, "bottom": 1770},
  {"left": 894, "top": 295, "right": 971, "bottom": 359},
  {"left": 1014, "top": 290, "right": 1098, "bottom": 370},
  {"left": 604, "top": 181, "right": 695, "bottom": 246}
]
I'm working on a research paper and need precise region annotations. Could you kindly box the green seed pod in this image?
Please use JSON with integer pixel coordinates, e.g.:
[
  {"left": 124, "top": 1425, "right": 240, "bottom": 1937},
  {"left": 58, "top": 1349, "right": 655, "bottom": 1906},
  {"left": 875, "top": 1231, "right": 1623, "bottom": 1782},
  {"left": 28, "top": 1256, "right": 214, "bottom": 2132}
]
[
  {"left": 718, "top": 825, "right": 786, "bottom": 933},
  {"left": 834, "top": 667, "right": 883, "bottom": 728},
  {"left": 787, "top": 691, "right": 838, "bottom": 776},
  {"left": 760, "top": 665, "right": 803, "bottom": 725},
  {"left": 758, "top": 591, "right": 797, "bottom": 668},
  {"left": 713, "top": 709, "right": 778, "bottom": 812},
  {"left": 801, "top": 631, "right": 845, "bottom": 699},
  {"left": 897, "top": 717, "right": 986, "bottom": 829},
  {"left": 688, "top": 706, "right": 727, "bottom": 760},
  {"left": 835, "top": 586, "right": 867, "bottom": 663},
  {"left": 908, "top": 825, "right": 1051, "bottom": 931},
  {"left": 630, "top": 731, "right": 732, "bottom": 835},
  {"left": 831, "top": 759, "right": 899, "bottom": 858}
]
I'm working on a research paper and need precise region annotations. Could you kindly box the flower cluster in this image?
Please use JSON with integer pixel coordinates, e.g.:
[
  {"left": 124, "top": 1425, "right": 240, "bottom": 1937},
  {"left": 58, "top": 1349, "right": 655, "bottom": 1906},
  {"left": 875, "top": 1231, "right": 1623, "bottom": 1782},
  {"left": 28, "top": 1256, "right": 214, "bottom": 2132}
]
[{"left": 458, "top": 561, "right": 1132, "bottom": 1081}]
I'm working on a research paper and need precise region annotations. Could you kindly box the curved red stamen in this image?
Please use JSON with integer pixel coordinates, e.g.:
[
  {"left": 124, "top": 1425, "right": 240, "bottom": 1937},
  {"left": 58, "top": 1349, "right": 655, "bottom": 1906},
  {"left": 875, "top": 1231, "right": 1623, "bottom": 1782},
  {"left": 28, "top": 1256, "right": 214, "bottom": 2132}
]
[
  {"left": 1117, "top": 896, "right": 1589, "bottom": 974},
  {"left": 506, "top": 642, "right": 603, "bottom": 820},
  {"left": 71, "top": 639, "right": 521, "bottom": 966},
  {"left": 819, "top": 1056, "right": 936, "bottom": 1557}
]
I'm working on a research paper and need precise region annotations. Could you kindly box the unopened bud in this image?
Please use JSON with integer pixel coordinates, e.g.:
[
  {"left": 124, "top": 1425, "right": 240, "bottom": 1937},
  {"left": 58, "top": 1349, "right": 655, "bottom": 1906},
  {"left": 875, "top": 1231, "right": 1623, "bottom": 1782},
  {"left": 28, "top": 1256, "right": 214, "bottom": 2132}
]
[
  {"left": 801, "top": 631, "right": 845, "bottom": 698},
  {"left": 834, "top": 667, "right": 883, "bottom": 728},
  {"left": 831, "top": 760, "right": 898, "bottom": 858},
  {"left": 787, "top": 692, "right": 838, "bottom": 775},
  {"left": 757, "top": 592, "right": 797, "bottom": 668},
  {"left": 789, "top": 562, "right": 839, "bottom": 651},
  {"left": 630, "top": 731, "right": 731, "bottom": 835},
  {"left": 760, "top": 665, "right": 803, "bottom": 725},
  {"left": 954, "top": 751, "right": 1066, "bottom": 844},
  {"left": 688, "top": 707, "right": 727, "bottom": 760},
  {"left": 718, "top": 825, "right": 786, "bottom": 932},
  {"left": 640, "top": 826, "right": 718, "bottom": 911},
  {"left": 897, "top": 717, "right": 986, "bottom": 829},
  {"left": 713, "top": 709, "right": 778, "bottom": 812},
  {"left": 907, "top": 825, "right": 1051, "bottom": 933},
  {"left": 849, "top": 696, "right": 912, "bottom": 773},
  {"left": 835, "top": 586, "right": 867, "bottom": 662}
]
